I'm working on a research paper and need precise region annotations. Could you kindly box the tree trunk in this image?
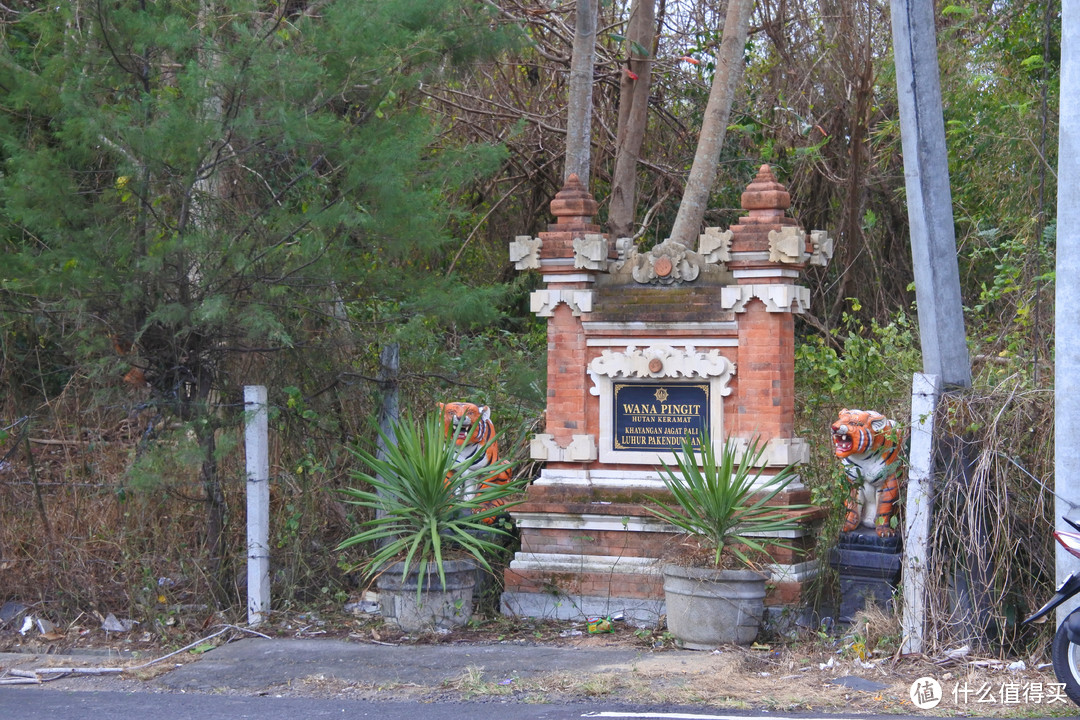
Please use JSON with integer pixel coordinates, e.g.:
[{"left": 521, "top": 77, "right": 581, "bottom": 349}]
[
  {"left": 374, "top": 343, "right": 400, "bottom": 540},
  {"left": 669, "top": 0, "right": 754, "bottom": 246},
  {"left": 565, "top": 0, "right": 598, "bottom": 185},
  {"left": 608, "top": 0, "right": 656, "bottom": 239},
  {"left": 199, "top": 417, "right": 228, "bottom": 605}
]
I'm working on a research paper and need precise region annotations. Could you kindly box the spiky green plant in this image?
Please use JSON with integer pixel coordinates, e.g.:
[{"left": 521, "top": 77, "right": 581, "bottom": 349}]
[
  {"left": 649, "top": 432, "right": 807, "bottom": 568},
  {"left": 337, "top": 412, "right": 525, "bottom": 598}
]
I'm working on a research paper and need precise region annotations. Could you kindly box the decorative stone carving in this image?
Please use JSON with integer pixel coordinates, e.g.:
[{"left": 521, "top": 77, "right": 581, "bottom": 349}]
[
  {"left": 573, "top": 233, "right": 610, "bottom": 270},
  {"left": 530, "top": 289, "right": 594, "bottom": 317},
  {"left": 614, "top": 237, "right": 635, "bottom": 261},
  {"left": 630, "top": 239, "right": 703, "bottom": 285},
  {"left": 587, "top": 345, "right": 735, "bottom": 396},
  {"left": 720, "top": 284, "right": 810, "bottom": 314},
  {"left": 768, "top": 226, "right": 806, "bottom": 264},
  {"left": 698, "top": 227, "right": 733, "bottom": 265},
  {"left": 809, "top": 230, "right": 834, "bottom": 267},
  {"left": 729, "top": 437, "right": 811, "bottom": 467},
  {"left": 509, "top": 235, "right": 542, "bottom": 270},
  {"left": 530, "top": 434, "right": 598, "bottom": 462}
]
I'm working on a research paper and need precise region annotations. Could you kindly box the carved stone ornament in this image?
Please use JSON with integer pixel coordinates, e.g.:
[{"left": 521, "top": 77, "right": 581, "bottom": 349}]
[
  {"left": 698, "top": 227, "right": 733, "bottom": 265},
  {"left": 509, "top": 235, "right": 542, "bottom": 270},
  {"left": 573, "top": 233, "right": 610, "bottom": 270},
  {"left": 768, "top": 226, "right": 806, "bottom": 264},
  {"left": 809, "top": 230, "right": 835, "bottom": 267},
  {"left": 530, "top": 288, "right": 594, "bottom": 317},
  {"left": 588, "top": 345, "right": 735, "bottom": 396},
  {"left": 630, "top": 239, "right": 703, "bottom": 285},
  {"left": 530, "top": 433, "right": 598, "bottom": 462},
  {"left": 720, "top": 284, "right": 810, "bottom": 314}
]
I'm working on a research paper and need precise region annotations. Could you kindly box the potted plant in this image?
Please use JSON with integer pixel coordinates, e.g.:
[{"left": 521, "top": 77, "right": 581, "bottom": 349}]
[
  {"left": 337, "top": 411, "right": 524, "bottom": 631},
  {"left": 648, "top": 432, "right": 806, "bottom": 648}
]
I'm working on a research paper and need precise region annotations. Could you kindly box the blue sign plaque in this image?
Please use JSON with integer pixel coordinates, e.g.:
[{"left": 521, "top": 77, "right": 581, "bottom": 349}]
[{"left": 612, "top": 382, "right": 710, "bottom": 452}]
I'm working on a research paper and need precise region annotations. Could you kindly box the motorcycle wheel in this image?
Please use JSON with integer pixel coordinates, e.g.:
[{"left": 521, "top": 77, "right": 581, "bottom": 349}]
[{"left": 1052, "top": 614, "right": 1080, "bottom": 706}]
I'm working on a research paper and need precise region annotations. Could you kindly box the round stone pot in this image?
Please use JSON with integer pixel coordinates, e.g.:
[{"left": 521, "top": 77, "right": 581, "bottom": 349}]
[
  {"left": 662, "top": 564, "right": 767, "bottom": 649},
  {"left": 376, "top": 558, "right": 477, "bottom": 632}
]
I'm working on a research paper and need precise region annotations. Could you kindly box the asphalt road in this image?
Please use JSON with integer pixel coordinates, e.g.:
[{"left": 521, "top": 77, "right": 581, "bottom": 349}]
[{"left": 0, "top": 689, "right": 1051, "bottom": 720}]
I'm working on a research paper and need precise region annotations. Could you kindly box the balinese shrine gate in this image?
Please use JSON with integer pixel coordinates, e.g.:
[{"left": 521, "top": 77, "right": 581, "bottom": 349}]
[{"left": 502, "top": 166, "right": 833, "bottom": 625}]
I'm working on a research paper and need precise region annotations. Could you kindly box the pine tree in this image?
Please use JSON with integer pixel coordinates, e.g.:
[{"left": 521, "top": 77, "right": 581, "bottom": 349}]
[{"left": 0, "top": 0, "right": 508, "bottom": 599}]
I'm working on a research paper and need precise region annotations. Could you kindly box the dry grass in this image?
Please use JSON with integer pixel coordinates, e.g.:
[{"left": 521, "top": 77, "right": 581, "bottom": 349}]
[{"left": 920, "top": 384, "right": 1055, "bottom": 656}]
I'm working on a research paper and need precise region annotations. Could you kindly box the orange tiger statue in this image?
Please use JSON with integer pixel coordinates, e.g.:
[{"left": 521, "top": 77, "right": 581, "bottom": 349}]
[
  {"left": 831, "top": 409, "right": 903, "bottom": 538},
  {"left": 438, "top": 402, "right": 512, "bottom": 521}
]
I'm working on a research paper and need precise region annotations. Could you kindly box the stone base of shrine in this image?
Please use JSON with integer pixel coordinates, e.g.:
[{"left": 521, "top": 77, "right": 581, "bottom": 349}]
[
  {"left": 500, "top": 559, "right": 819, "bottom": 627},
  {"left": 499, "top": 476, "right": 822, "bottom": 627}
]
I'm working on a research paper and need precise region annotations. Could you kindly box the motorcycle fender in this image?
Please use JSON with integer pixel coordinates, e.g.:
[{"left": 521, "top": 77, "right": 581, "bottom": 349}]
[
  {"left": 1066, "top": 610, "right": 1080, "bottom": 645},
  {"left": 1025, "top": 573, "right": 1080, "bottom": 625}
]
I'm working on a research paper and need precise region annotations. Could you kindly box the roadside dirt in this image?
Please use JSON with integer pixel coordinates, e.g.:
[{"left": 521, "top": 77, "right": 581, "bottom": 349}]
[{"left": 0, "top": 606, "right": 1070, "bottom": 716}]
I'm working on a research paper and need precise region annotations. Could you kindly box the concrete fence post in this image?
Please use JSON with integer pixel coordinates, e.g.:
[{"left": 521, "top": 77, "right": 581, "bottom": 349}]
[
  {"left": 244, "top": 385, "right": 271, "bottom": 626},
  {"left": 902, "top": 372, "right": 941, "bottom": 654}
]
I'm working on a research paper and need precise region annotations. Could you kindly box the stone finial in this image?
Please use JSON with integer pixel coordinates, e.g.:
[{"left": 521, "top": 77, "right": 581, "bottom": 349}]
[
  {"left": 550, "top": 173, "right": 599, "bottom": 227},
  {"left": 740, "top": 164, "right": 791, "bottom": 213}
]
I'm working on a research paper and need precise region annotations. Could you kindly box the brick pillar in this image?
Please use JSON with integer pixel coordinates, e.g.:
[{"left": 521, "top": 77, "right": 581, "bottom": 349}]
[
  {"left": 526, "top": 174, "right": 610, "bottom": 464},
  {"left": 547, "top": 303, "right": 587, "bottom": 448},
  {"left": 737, "top": 307, "right": 794, "bottom": 438},
  {"left": 726, "top": 165, "right": 806, "bottom": 447}
]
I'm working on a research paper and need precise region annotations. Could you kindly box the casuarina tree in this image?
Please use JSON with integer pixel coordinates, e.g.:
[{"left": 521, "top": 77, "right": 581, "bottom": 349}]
[{"left": 0, "top": 0, "right": 510, "bottom": 601}]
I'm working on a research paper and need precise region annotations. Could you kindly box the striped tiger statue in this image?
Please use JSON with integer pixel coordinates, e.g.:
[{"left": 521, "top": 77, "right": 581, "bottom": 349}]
[
  {"left": 438, "top": 402, "right": 512, "bottom": 521},
  {"left": 831, "top": 409, "right": 903, "bottom": 538}
]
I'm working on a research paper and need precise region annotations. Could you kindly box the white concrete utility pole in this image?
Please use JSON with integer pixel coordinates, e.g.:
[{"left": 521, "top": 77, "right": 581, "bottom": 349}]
[
  {"left": 1056, "top": 0, "right": 1080, "bottom": 622},
  {"left": 890, "top": 0, "right": 971, "bottom": 652},
  {"left": 890, "top": 0, "right": 971, "bottom": 390},
  {"left": 245, "top": 385, "right": 271, "bottom": 625}
]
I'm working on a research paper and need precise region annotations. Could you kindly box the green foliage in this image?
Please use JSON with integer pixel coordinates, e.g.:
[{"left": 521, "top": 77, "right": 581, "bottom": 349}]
[
  {"left": 795, "top": 307, "right": 921, "bottom": 415},
  {"left": 648, "top": 433, "right": 806, "bottom": 568},
  {"left": 936, "top": 0, "right": 1057, "bottom": 367},
  {"left": 337, "top": 411, "right": 527, "bottom": 598},
  {"left": 0, "top": 0, "right": 511, "bottom": 415}
]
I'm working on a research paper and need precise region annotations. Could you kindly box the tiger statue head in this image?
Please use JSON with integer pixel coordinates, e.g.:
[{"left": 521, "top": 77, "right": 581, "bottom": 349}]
[
  {"left": 439, "top": 401, "right": 494, "bottom": 448},
  {"left": 438, "top": 402, "right": 512, "bottom": 522},
  {"left": 831, "top": 408, "right": 903, "bottom": 538},
  {"left": 831, "top": 409, "right": 896, "bottom": 461}
]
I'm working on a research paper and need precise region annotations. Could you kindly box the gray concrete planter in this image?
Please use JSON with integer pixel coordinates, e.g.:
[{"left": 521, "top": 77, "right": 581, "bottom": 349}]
[
  {"left": 376, "top": 558, "right": 477, "bottom": 632},
  {"left": 662, "top": 564, "right": 766, "bottom": 648}
]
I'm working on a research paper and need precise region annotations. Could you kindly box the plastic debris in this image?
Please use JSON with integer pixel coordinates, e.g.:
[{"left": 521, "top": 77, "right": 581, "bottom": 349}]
[
  {"left": 943, "top": 644, "right": 970, "bottom": 660},
  {"left": 586, "top": 616, "right": 614, "bottom": 633},
  {"left": 101, "top": 613, "right": 137, "bottom": 633},
  {"left": 344, "top": 591, "right": 380, "bottom": 615}
]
